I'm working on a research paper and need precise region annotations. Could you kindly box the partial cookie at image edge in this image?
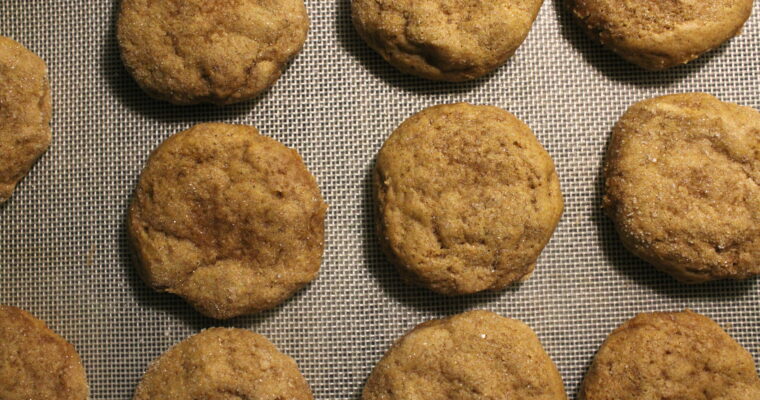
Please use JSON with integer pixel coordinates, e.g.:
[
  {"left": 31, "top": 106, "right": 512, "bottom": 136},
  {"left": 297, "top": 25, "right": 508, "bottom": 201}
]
[
  {"left": 0, "top": 305, "right": 89, "bottom": 400},
  {"left": 579, "top": 310, "right": 760, "bottom": 400},
  {"left": 116, "top": 0, "right": 310, "bottom": 105},
  {"left": 133, "top": 327, "right": 313, "bottom": 400},
  {"left": 363, "top": 310, "right": 567, "bottom": 400},
  {"left": 0, "top": 35, "right": 52, "bottom": 203}
]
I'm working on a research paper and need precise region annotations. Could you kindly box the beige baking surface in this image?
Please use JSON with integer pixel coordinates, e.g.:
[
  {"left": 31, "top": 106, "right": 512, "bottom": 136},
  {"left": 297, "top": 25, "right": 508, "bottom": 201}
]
[{"left": 1, "top": 1, "right": 758, "bottom": 398}]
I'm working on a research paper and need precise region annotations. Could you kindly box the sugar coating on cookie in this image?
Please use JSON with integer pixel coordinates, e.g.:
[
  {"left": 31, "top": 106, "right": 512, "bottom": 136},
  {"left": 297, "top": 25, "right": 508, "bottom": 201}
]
[
  {"left": 604, "top": 93, "right": 760, "bottom": 283},
  {"left": 134, "top": 328, "right": 313, "bottom": 400},
  {"left": 0, "top": 305, "right": 89, "bottom": 400},
  {"left": 117, "top": 0, "right": 309, "bottom": 105},
  {"left": 568, "top": 0, "right": 753, "bottom": 70},
  {"left": 580, "top": 311, "right": 760, "bottom": 400},
  {"left": 128, "top": 123, "right": 326, "bottom": 319},
  {"left": 352, "top": 0, "right": 544, "bottom": 81},
  {"left": 375, "top": 103, "right": 563, "bottom": 295},
  {"left": 363, "top": 310, "right": 567, "bottom": 400},
  {"left": 0, "top": 36, "right": 51, "bottom": 203}
]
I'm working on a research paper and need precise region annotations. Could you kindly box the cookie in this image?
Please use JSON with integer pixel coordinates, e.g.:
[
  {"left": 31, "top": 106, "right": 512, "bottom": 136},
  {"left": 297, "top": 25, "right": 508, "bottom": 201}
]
[
  {"left": 579, "top": 310, "right": 760, "bottom": 400},
  {"left": 117, "top": 0, "right": 309, "bottom": 105},
  {"left": 363, "top": 310, "right": 567, "bottom": 400},
  {"left": 568, "top": 0, "right": 753, "bottom": 70},
  {"left": 0, "top": 36, "right": 51, "bottom": 203},
  {"left": 604, "top": 93, "right": 760, "bottom": 283},
  {"left": 352, "top": 0, "right": 544, "bottom": 81},
  {"left": 375, "top": 103, "right": 563, "bottom": 295},
  {"left": 128, "top": 123, "right": 326, "bottom": 319},
  {"left": 0, "top": 305, "right": 89, "bottom": 400},
  {"left": 134, "top": 328, "right": 313, "bottom": 400}
]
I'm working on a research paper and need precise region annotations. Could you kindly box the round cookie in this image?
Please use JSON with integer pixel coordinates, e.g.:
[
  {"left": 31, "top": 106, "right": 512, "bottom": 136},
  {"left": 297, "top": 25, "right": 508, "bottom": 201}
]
[
  {"left": 363, "top": 310, "right": 567, "bottom": 400},
  {"left": 128, "top": 123, "right": 326, "bottom": 319},
  {"left": 117, "top": 0, "right": 309, "bottom": 105},
  {"left": 134, "top": 328, "right": 313, "bottom": 400},
  {"left": 352, "top": 0, "right": 544, "bottom": 81},
  {"left": 0, "top": 36, "right": 51, "bottom": 203},
  {"left": 375, "top": 103, "right": 563, "bottom": 295},
  {"left": 568, "top": 0, "right": 753, "bottom": 70},
  {"left": 579, "top": 310, "right": 760, "bottom": 400},
  {"left": 603, "top": 93, "right": 760, "bottom": 283},
  {"left": 0, "top": 305, "right": 89, "bottom": 400}
]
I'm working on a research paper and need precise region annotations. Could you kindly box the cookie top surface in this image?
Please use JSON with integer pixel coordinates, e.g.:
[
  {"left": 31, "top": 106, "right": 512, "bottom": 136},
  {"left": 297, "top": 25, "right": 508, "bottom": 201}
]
[
  {"left": 117, "top": 0, "right": 309, "bottom": 105},
  {"left": 0, "top": 305, "right": 89, "bottom": 400},
  {"left": 568, "top": 0, "right": 753, "bottom": 69},
  {"left": 134, "top": 328, "right": 313, "bottom": 400},
  {"left": 128, "top": 123, "right": 326, "bottom": 319},
  {"left": 0, "top": 36, "right": 51, "bottom": 203},
  {"left": 375, "top": 103, "right": 563, "bottom": 295},
  {"left": 604, "top": 93, "right": 760, "bottom": 283},
  {"left": 363, "top": 310, "right": 567, "bottom": 400},
  {"left": 352, "top": 0, "right": 544, "bottom": 81},
  {"left": 579, "top": 311, "right": 760, "bottom": 400}
]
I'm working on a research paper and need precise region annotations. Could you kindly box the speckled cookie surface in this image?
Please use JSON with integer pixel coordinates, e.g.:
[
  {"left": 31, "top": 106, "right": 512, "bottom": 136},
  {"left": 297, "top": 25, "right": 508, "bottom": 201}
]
[
  {"left": 117, "top": 0, "right": 309, "bottom": 105},
  {"left": 375, "top": 103, "right": 563, "bottom": 295},
  {"left": 568, "top": 0, "right": 753, "bottom": 70},
  {"left": 128, "top": 123, "right": 326, "bottom": 319},
  {"left": 134, "top": 328, "right": 313, "bottom": 400},
  {"left": 0, "top": 36, "right": 51, "bottom": 203},
  {"left": 579, "top": 311, "right": 760, "bottom": 400},
  {"left": 352, "top": 0, "right": 544, "bottom": 81},
  {"left": 363, "top": 310, "right": 567, "bottom": 400},
  {"left": 0, "top": 305, "right": 89, "bottom": 400},
  {"left": 604, "top": 93, "right": 760, "bottom": 283}
]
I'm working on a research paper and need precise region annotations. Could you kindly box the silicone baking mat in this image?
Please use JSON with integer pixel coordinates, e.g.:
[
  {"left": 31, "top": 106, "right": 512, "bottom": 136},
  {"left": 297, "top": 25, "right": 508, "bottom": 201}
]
[{"left": 1, "top": 1, "right": 759, "bottom": 398}]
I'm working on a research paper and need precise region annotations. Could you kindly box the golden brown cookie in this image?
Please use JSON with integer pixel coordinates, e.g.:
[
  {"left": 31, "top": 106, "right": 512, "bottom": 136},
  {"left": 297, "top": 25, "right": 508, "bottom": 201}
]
[
  {"left": 0, "top": 305, "right": 89, "bottom": 400},
  {"left": 128, "top": 123, "right": 326, "bottom": 319},
  {"left": 568, "top": 0, "right": 753, "bottom": 70},
  {"left": 134, "top": 328, "right": 313, "bottom": 400},
  {"left": 579, "top": 310, "right": 760, "bottom": 400},
  {"left": 352, "top": 0, "right": 544, "bottom": 81},
  {"left": 117, "top": 0, "right": 309, "bottom": 105},
  {"left": 363, "top": 310, "right": 567, "bottom": 400},
  {"left": 375, "top": 103, "right": 563, "bottom": 295},
  {"left": 604, "top": 93, "right": 760, "bottom": 283},
  {"left": 0, "top": 36, "right": 51, "bottom": 203}
]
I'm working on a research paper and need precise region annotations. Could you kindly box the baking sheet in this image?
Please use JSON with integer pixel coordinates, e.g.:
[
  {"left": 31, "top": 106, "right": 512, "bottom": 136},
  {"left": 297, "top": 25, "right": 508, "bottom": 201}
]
[{"left": 1, "top": 1, "right": 759, "bottom": 398}]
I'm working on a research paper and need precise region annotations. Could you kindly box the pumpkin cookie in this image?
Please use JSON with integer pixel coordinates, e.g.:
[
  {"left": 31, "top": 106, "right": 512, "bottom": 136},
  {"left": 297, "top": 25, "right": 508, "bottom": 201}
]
[
  {"left": 580, "top": 311, "right": 760, "bottom": 400},
  {"left": 128, "top": 123, "right": 326, "bottom": 319},
  {"left": 117, "top": 0, "right": 309, "bottom": 104},
  {"left": 0, "top": 305, "right": 89, "bottom": 400},
  {"left": 375, "top": 103, "right": 563, "bottom": 295},
  {"left": 604, "top": 93, "right": 760, "bottom": 283},
  {"left": 352, "top": 0, "right": 544, "bottom": 81},
  {"left": 134, "top": 328, "right": 313, "bottom": 400},
  {"left": 568, "top": 0, "right": 753, "bottom": 69},
  {"left": 363, "top": 310, "right": 567, "bottom": 400},
  {"left": 0, "top": 36, "right": 51, "bottom": 203}
]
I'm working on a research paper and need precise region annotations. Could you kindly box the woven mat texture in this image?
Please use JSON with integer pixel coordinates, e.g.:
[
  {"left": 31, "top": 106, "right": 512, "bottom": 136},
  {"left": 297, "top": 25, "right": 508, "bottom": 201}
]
[{"left": 1, "top": 1, "right": 759, "bottom": 398}]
